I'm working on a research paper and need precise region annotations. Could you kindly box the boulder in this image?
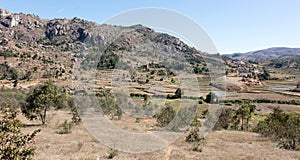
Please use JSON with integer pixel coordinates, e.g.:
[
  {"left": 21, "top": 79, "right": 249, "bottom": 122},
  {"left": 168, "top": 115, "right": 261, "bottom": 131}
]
[
  {"left": 0, "top": 9, "right": 10, "bottom": 17},
  {"left": 1, "top": 15, "right": 20, "bottom": 27}
]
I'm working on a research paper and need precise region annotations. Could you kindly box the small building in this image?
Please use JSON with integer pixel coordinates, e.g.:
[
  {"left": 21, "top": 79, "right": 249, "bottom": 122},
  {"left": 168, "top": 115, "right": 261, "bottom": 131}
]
[
  {"left": 240, "top": 72, "right": 252, "bottom": 78},
  {"left": 122, "top": 78, "right": 132, "bottom": 82}
]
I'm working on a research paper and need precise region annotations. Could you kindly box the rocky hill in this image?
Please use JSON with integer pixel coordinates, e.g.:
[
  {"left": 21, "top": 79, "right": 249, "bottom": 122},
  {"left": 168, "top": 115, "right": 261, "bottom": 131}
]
[{"left": 0, "top": 9, "right": 214, "bottom": 89}]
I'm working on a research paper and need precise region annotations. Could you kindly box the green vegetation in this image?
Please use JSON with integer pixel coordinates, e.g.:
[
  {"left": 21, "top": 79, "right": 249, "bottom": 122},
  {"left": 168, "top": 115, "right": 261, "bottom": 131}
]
[
  {"left": 204, "top": 92, "right": 218, "bottom": 104},
  {"left": 97, "top": 44, "right": 120, "bottom": 69},
  {"left": 21, "top": 81, "right": 66, "bottom": 125},
  {"left": 97, "top": 52, "right": 119, "bottom": 69},
  {"left": 224, "top": 98, "right": 300, "bottom": 106},
  {"left": 268, "top": 57, "right": 300, "bottom": 69},
  {"left": 258, "top": 67, "right": 270, "bottom": 80},
  {"left": 213, "top": 108, "right": 235, "bottom": 130},
  {"left": 167, "top": 88, "right": 182, "bottom": 99},
  {"left": 234, "top": 102, "right": 256, "bottom": 131},
  {"left": 154, "top": 105, "right": 176, "bottom": 127},
  {"left": 186, "top": 127, "right": 206, "bottom": 152},
  {"left": 0, "top": 62, "right": 18, "bottom": 80},
  {"left": 254, "top": 108, "right": 300, "bottom": 150},
  {"left": 96, "top": 90, "right": 122, "bottom": 120},
  {"left": 0, "top": 109, "right": 40, "bottom": 160},
  {"left": 213, "top": 101, "right": 256, "bottom": 131},
  {"left": 56, "top": 120, "right": 73, "bottom": 134},
  {"left": 0, "top": 50, "right": 17, "bottom": 59}
]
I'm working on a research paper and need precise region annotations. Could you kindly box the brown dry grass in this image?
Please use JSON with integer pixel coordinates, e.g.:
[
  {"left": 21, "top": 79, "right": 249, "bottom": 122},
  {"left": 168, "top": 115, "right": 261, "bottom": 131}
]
[
  {"left": 225, "top": 92, "right": 300, "bottom": 101},
  {"left": 18, "top": 110, "right": 300, "bottom": 160}
]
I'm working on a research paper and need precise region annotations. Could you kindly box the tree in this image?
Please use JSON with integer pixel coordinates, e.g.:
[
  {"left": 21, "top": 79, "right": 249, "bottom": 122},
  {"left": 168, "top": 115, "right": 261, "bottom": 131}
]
[
  {"left": 21, "top": 81, "right": 63, "bottom": 125},
  {"left": 254, "top": 107, "right": 300, "bottom": 150},
  {"left": 213, "top": 108, "right": 235, "bottom": 130},
  {"left": 97, "top": 90, "right": 122, "bottom": 120},
  {"left": 234, "top": 102, "right": 256, "bottom": 131},
  {"left": 166, "top": 88, "right": 183, "bottom": 99},
  {"left": 258, "top": 67, "right": 270, "bottom": 80},
  {"left": 13, "top": 79, "right": 18, "bottom": 87},
  {"left": 205, "top": 92, "right": 218, "bottom": 104},
  {"left": 175, "top": 88, "right": 182, "bottom": 98},
  {"left": 0, "top": 108, "right": 40, "bottom": 159}
]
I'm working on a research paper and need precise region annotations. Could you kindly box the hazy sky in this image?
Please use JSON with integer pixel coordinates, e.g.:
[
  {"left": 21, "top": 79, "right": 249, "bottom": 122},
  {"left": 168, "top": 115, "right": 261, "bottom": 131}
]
[{"left": 0, "top": 0, "right": 299, "bottom": 54}]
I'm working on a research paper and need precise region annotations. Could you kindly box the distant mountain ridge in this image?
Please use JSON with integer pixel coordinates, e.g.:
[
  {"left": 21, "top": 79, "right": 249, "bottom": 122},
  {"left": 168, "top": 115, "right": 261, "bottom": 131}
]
[{"left": 226, "top": 47, "right": 300, "bottom": 61}]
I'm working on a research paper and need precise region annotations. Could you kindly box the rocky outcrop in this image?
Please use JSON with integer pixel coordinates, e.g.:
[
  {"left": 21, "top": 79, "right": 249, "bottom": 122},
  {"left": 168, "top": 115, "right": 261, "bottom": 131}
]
[
  {"left": 45, "top": 21, "right": 67, "bottom": 39},
  {"left": 1, "top": 15, "right": 21, "bottom": 28},
  {"left": 0, "top": 9, "right": 10, "bottom": 17}
]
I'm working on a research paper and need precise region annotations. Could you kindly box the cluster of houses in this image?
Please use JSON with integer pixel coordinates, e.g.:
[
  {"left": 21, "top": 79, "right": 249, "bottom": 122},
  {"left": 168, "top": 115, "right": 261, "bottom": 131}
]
[{"left": 226, "top": 60, "right": 261, "bottom": 78}]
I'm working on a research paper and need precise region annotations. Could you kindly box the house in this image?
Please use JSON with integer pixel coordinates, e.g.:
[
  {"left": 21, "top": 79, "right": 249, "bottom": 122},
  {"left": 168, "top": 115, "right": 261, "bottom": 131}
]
[
  {"left": 122, "top": 78, "right": 132, "bottom": 82},
  {"left": 240, "top": 72, "right": 253, "bottom": 78}
]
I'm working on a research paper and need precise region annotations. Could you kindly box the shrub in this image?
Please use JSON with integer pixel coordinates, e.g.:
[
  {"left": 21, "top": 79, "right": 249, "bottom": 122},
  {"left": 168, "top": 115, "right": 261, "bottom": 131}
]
[
  {"left": 157, "top": 70, "right": 166, "bottom": 76},
  {"left": 154, "top": 105, "right": 176, "bottom": 127},
  {"left": 186, "top": 127, "right": 206, "bottom": 152},
  {"left": 97, "top": 91, "right": 122, "bottom": 120},
  {"left": 56, "top": 120, "right": 73, "bottom": 134},
  {"left": 186, "top": 127, "right": 202, "bottom": 143},
  {"left": 254, "top": 107, "right": 300, "bottom": 150},
  {"left": 0, "top": 109, "right": 40, "bottom": 160},
  {"left": 213, "top": 108, "right": 235, "bottom": 130},
  {"left": 97, "top": 46, "right": 119, "bottom": 69},
  {"left": 107, "top": 149, "right": 118, "bottom": 159},
  {"left": 166, "top": 88, "right": 182, "bottom": 99},
  {"left": 205, "top": 92, "right": 218, "bottom": 104}
]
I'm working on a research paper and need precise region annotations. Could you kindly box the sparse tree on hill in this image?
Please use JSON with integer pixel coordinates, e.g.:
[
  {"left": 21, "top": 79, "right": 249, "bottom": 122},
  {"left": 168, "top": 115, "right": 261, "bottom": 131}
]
[
  {"left": 175, "top": 88, "right": 182, "bottom": 98},
  {"left": 21, "top": 81, "right": 63, "bottom": 125},
  {"left": 234, "top": 102, "right": 256, "bottom": 131},
  {"left": 205, "top": 92, "right": 218, "bottom": 104}
]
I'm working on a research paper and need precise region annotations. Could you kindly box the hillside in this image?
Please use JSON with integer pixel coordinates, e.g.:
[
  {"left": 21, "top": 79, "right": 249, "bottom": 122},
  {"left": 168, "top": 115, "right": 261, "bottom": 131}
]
[
  {"left": 226, "top": 47, "right": 300, "bottom": 61},
  {"left": 2, "top": 8, "right": 300, "bottom": 160},
  {"left": 0, "top": 8, "right": 218, "bottom": 91}
]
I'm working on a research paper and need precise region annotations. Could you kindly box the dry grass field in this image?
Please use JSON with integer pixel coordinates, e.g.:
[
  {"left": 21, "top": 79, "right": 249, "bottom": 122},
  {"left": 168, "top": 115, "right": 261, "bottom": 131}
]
[{"left": 18, "top": 110, "right": 300, "bottom": 160}]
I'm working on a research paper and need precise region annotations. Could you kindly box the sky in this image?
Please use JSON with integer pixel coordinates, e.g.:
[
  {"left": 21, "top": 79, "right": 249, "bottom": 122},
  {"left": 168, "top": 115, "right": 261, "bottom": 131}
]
[{"left": 0, "top": 0, "right": 299, "bottom": 54}]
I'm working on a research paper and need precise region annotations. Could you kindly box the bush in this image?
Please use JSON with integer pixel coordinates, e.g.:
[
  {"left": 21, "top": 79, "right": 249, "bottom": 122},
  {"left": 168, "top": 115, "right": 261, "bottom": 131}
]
[
  {"left": 205, "top": 92, "right": 218, "bottom": 104},
  {"left": 154, "top": 105, "right": 176, "bottom": 127},
  {"left": 186, "top": 127, "right": 206, "bottom": 152},
  {"left": 56, "top": 120, "right": 73, "bottom": 134},
  {"left": 234, "top": 102, "right": 256, "bottom": 131},
  {"left": 97, "top": 44, "right": 120, "bottom": 69},
  {"left": 0, "top": 109, "right": 40, "bottom": 160},
  {"left": 254, "top": 107, "right": 300, "bottom": 150},
  {"left": 97, "top": 91, "right": 122, "bottom": 120},
  {"left": 107, "top": 149, "right": 118, "bottom": 159},
  {"left": 213, "top": 108, "right": 235, "bottom": 130},
  {"left": 186, "top": 127, "right": 202, "bottom": 143},
  {"left": 166, "top": 88, "right": 182, "bottom": 99}
]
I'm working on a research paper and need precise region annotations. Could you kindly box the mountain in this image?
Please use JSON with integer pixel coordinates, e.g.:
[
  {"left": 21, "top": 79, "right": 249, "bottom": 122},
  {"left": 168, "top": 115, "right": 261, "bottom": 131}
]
[
  {"left": 226, "top": 47, "right": 300, "bottom": 61},
  {"left": 0, "top": 9, "right": 219, "bottom": 89}
]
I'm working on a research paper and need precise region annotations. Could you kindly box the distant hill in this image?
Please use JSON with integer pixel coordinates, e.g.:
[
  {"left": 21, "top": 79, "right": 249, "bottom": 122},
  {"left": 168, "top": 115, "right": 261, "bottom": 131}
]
[
  {"left": 225, "top": 47, "right": 300, "bottom": 61},
  {"left": 0, "top": 8, "right": 222, "bottom": 89}
]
